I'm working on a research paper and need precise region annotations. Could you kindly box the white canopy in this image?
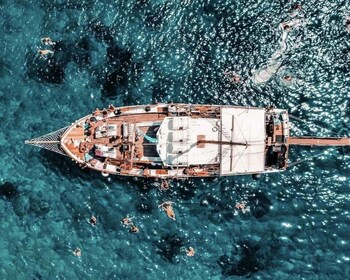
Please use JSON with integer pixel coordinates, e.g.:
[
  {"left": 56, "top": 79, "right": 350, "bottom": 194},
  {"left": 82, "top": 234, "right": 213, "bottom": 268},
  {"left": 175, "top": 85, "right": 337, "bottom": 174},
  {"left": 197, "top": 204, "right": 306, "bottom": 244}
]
[
  {"left": 156, "top": 107, "right": 266, "bottom": 174},
  {"left": 220, "top": 107, "right": 266, "bottom": 174}
]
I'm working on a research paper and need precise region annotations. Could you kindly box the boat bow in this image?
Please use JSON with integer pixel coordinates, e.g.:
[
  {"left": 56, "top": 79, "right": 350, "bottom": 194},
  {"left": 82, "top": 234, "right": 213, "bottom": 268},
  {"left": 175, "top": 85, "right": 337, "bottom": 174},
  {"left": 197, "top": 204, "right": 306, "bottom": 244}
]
[{"left": 25, "top": 126, "right": 69, "bottom": 156}]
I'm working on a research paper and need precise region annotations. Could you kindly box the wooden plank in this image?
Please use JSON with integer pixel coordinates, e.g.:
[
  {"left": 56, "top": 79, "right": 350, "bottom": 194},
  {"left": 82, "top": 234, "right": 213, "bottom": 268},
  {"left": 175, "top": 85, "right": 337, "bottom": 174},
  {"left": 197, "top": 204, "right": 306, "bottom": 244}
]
[
  {"left": 197, "top": 135, "right": 205, "bottom": 148},
  {"left": 288, "top": 137, "right": 350, "bottom": 146}
]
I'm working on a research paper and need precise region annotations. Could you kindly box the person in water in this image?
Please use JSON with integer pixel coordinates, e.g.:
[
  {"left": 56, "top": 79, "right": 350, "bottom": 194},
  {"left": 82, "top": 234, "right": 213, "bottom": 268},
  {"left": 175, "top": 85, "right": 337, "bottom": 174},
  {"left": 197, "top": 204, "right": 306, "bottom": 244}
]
[
  {"left": 38, "top": 49, "right": 54, "bottom": 59},
  {"left": 122, "top": 216, "right": 133, "bottom": 225},
  {"left": 346, "top": 17, "right": 350, "bottom": 32},
  {"left": 160, "top": 180, "right": 170, "bottom": 191},
  {"left": 283, "top": 75, "right": 293, "bottom": 82},
  {"left": 129, "top": 224, "right": 139, "bottom": 233},
  {"left": 223, "top": 70, "right": 241, "bottom": 83},
  {"left": 235, "top": 202, "right": 249, "bottom": 214},
  {"left": 73, "top": 248, "right": 81, "bottom": 257},
  {"left": 41, "top": 37, "right": 56, "bottom": 46},
  {"left": 159, "top": 201, "right": 176, "bottom": 220},
  {"left": 186, "top": 247, "right": 195, "bottom": 257},
  {"left": 89, "top": 215, "right": 97, "bottom": 226}
]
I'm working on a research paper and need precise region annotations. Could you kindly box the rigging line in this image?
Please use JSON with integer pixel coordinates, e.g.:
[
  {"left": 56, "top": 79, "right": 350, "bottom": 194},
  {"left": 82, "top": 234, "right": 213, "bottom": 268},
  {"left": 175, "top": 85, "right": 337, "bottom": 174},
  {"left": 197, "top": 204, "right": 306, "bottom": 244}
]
[
  {"left": 289, "top": 115, "right": 341, "bottom": 137},
  {"left": 231, "top": 145, "right": 249, "bottom": 171},
  {"left": 233, "top": 117, "right": 248, "bottom": 144},
  {"left": 288, "top": 148, "right": 339, "bottom": 167}
]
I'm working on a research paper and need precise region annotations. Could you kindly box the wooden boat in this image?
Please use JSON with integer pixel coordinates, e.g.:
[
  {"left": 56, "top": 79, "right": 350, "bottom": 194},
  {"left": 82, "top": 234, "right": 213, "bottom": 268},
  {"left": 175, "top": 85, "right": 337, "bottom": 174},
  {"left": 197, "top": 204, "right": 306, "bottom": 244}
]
[{"left": 25, "top": 104, "right": 350, "bottom": 178}]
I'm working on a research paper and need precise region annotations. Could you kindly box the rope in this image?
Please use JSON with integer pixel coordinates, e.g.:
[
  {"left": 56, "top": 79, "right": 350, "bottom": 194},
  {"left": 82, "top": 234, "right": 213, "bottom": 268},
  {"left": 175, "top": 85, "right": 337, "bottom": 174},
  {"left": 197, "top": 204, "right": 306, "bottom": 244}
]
[
  {"left": 289, "top": 115, "right": 341, "bottom": 137},
  {"left": 25, "top": 126, "right": 69, "bottom": 156}
]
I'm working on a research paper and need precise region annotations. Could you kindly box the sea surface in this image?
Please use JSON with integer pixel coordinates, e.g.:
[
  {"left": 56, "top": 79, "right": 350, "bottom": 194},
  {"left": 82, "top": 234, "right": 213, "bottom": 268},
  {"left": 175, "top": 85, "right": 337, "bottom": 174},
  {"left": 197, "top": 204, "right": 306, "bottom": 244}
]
[{"left": 1, "top": 0, "right": 350, "bottom": 279}]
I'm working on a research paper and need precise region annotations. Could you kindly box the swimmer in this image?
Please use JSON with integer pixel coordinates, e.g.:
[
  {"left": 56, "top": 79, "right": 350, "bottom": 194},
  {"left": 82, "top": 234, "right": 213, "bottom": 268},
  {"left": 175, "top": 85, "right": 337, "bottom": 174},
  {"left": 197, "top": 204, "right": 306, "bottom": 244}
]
[
  {"left": 159, "top": 201, "right": 176, "bottom": 220},
  {"left": 186, "top": 246, "right": 195, "bottom": 257},
  {"left": 223, "top": 70, "right": 241, "bottom": 83},
  {"left": 73, "top": 248, "right": 81, "bottom": 257},
  {"left": 280, "top": 23, "right": 291, "bottom": 31},
  {"left": 235, "top": 202, "right": 246, "bottom": 210},
  {"left": 38, "top": 49, "right": 54, "bottom": 59},
  {"left": 89, "top": 215, "right": 97, "bottom": 226},
  {"left": 283, "top": 75, "right": 293, "bottom": 82},
  {"left": 41, "top": 37, "right": 56, "bottom": 46},
  {"left": 122, "top": 216, "right": 133, "bottom": 225},
  {"left": 129, "top": 224, "right": 139, "bottom": 233},
  {"left": 235, "top": 202, "right": 250, "bottom": 214},
  {"left": 160, "top": 179, "right": 170, "bottom": 191}
]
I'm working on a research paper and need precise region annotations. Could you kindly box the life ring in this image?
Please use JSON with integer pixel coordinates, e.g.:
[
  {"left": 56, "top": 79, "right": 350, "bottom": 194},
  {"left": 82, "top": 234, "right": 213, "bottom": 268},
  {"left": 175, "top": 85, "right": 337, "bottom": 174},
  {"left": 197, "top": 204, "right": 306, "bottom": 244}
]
[{"left": 101, "top": 172, "right": 109, "bottom": 177}]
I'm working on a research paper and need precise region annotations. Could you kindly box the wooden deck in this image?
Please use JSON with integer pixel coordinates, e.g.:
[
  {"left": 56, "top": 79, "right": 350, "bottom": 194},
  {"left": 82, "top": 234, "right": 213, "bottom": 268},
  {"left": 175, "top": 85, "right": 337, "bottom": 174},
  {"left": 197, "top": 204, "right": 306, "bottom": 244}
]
[{"left": 288, "top": 137, "right": 350, "bottom": 146}]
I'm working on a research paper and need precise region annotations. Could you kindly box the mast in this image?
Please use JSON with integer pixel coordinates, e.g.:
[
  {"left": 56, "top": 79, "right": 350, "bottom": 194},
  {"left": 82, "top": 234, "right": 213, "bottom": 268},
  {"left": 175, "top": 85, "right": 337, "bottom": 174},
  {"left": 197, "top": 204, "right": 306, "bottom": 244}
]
[{"left": 288, "top": 137, "right": 350, "bottom": 146}]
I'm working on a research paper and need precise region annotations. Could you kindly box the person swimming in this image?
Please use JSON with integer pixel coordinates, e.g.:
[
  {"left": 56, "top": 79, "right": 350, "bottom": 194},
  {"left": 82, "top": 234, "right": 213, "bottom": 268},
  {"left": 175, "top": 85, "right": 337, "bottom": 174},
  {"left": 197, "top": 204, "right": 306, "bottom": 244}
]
[
  {"left": 41, "top": 37, "right": 56, "bottom": 46},
  {"left": 38, "top": 49, "right": 54, "bottom": 59},
  {"left": 89, "top": 215, "right": 97, "bottom": 226},
  {"left": 129, "top": 224, "right": 139, "bottom": 233},
  {"left": 186, "top": 246, "right": 195, "bottom": 257},
  {"left": 73, "top": 248, "right": 81, "bottom": 257},
  {"left": 121, "top": 216, "right": 133, "bottom": 225},
  {"left": 223, "top": 70, "right": 241, "bottom": 83},
  {"left": 159, "top": 180, "right": 170, "bottom": 191},
  {"left": 235, "top": 202, "right": 250, "bottom": 214},
  {"left": 283, "top": 75, "right": 293, "bottom": 82},
  {"left": 159, "top": 201, "right": 176, "bottom": 220}
]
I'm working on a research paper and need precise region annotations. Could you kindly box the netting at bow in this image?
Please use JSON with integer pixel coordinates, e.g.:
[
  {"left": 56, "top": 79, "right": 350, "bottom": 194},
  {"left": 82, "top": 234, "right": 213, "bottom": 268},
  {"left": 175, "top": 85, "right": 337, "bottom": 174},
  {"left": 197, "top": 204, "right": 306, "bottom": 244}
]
[{"left": 25, "top": 126, "right": 69, "bottom": 156}]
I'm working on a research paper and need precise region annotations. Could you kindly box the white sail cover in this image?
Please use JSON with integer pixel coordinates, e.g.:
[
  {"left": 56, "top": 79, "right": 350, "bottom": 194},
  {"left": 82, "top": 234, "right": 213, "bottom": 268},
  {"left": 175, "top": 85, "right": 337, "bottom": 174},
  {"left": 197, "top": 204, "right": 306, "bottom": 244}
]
[{"left": 220, "top": 107, "right": 266, "bottom": 174}]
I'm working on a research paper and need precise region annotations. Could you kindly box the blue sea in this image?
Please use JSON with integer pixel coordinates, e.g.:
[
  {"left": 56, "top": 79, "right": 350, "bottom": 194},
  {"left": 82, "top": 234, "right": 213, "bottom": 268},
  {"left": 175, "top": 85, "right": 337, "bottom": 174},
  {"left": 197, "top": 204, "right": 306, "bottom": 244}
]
[{"left": 1, "top": 0, "right": 350, "bottom": 279}]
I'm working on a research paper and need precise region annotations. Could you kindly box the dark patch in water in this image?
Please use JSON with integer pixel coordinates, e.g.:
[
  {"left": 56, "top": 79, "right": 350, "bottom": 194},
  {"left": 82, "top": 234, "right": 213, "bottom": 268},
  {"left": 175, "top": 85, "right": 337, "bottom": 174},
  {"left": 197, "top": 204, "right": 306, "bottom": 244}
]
[
  {"left": 29, "top": 197, "right": 50, "bottom": 216},
  {"left": 40, "top": 150, "right": 100, "bottom": 182},
  {"left": 26, "top": 40, "right": 90, "bottom": 84},
  {"left": 0, "top": 182, "right": 18, "bottom": 200},
  {"left": 176, "top": 181, "right": 197, "bottom": 200},
  {"left": 88, "top": 21, "right": 115, "bottom": 45},
  {"left": 156, "top": 234, "right": 184, "bottom": 263},
  {"left": 217, "top": 241, "right": 262, "bottom": 276},
  {"left": 144, "top": 4, "right": 171, "bottom": 30},
  {"left": 249, "top": 190, "right": 272, "bottom": 219},
  {"left": 13, "top": 195, "right": 30, "bottom": 217},
  {"left": 136, "top": 195, "right": 155, "bottom": 213},
  {"left": 218, "top": 236, "right": 281, "bottom": 276}
]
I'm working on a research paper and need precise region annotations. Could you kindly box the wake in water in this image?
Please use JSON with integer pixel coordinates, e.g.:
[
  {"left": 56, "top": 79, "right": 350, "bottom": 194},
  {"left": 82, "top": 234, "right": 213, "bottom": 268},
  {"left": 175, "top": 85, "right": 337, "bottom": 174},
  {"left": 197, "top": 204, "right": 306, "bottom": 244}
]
[{"left": 251, "top": 18, "right": 306, "bottom": 84}]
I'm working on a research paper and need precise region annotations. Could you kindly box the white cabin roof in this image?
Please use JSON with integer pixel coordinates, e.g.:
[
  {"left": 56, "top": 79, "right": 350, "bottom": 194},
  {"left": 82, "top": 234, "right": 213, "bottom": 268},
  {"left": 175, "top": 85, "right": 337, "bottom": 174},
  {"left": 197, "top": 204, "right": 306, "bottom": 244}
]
[
  {"left": 220, "top": 107, "right": 266, "bottom": 174},
  {"left": 156, "top": 107, "right": 266, "bottom": 174}
]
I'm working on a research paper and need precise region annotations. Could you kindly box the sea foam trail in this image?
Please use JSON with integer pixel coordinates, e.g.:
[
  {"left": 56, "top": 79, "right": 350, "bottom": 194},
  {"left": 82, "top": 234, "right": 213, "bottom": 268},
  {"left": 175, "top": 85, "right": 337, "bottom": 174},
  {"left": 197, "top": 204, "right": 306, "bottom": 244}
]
[{"left": 251, "top": 18, "right": 305, "bottom": 84}]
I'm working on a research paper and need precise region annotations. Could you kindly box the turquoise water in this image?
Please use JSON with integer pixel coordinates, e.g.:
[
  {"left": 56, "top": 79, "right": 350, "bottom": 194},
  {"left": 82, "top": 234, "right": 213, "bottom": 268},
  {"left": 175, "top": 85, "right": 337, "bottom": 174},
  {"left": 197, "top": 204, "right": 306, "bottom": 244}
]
[{"left": 1, "top": 0, "right": 350, "bottom": 279}]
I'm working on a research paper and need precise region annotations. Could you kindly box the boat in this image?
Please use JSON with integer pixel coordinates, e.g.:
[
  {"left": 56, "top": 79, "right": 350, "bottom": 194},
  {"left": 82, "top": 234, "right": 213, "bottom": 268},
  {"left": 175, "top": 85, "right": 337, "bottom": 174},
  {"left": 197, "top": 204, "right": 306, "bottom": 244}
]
[{"left": 25, "top": 103, "right": 350, "bottom": 179}]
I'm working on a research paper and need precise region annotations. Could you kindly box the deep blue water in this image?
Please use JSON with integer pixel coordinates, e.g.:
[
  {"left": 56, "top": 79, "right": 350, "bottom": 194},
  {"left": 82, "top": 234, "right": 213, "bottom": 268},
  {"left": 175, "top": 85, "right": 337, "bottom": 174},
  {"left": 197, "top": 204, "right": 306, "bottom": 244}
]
[{"left": 1, "top": 0, "right": 350, "bottom": 279}]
